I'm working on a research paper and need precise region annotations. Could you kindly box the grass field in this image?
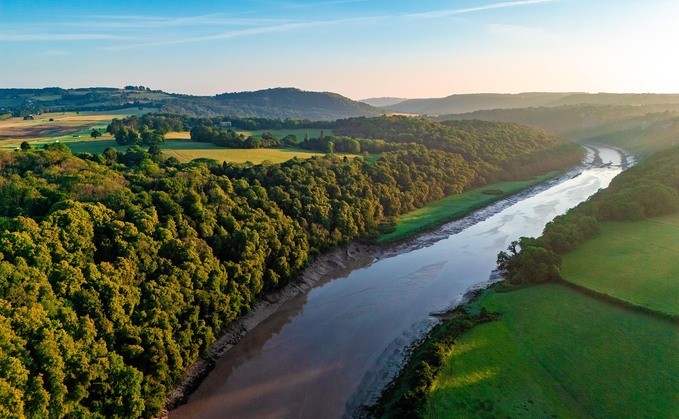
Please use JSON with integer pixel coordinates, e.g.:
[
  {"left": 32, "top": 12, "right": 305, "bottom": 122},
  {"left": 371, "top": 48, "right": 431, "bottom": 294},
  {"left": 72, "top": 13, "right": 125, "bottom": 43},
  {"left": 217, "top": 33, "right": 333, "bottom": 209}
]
[
  {"left": 427, "top": 284, "right": 679, "bottom": 418},
  {"left": 561, "top": 213, "right": 679, "bottom": 317},
  {"left": 158, "top": 142, "right": 330, "bottom": 164},
  {"left": 65, "top": 139, "right": 333, "bottom": 164},
  {"left": 378, "top": 171, "right": 561, "bottom": 243}
]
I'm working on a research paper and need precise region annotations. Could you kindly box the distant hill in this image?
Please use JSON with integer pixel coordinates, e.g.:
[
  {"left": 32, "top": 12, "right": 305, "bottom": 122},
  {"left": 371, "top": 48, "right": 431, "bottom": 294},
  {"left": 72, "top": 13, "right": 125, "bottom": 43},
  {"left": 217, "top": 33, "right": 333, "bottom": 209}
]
[
  {"left": 436, "top": 103, "right": 679, "bottom": 158},
  {"left": 381, "top": 92, "right": 679, "bottom": 115},
  {"left": 0, "top": 87, "right": 385, "bottom": 121},
  {"left": 209, "top": 88, "right": 383, "bottom": 120},
  {"left": 359, "top": 97, "right": 409, "bottom": 107},
  {"left": 382, "top": 93, "right": 576, "bottom": 114}
]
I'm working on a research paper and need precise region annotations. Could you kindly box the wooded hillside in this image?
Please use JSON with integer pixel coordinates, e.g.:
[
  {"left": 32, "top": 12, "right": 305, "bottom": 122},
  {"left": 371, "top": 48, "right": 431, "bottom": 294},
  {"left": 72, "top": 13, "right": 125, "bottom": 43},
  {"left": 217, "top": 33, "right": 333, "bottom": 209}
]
[{"left": 0, "top": 117, "right": 580, "bottom": 417}]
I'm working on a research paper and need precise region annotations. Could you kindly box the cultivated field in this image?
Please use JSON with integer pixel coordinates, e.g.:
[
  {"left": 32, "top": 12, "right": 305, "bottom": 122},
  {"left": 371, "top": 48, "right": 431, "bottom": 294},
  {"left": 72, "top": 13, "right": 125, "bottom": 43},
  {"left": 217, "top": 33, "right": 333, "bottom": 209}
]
[
  {"left": 427, "top": 284, "right": 679, "bottom": 418},
  {"left": 561, "top": 213, "right": 679, "bottom": 317},
  {"left": 0, "top": 109, "right": 153, "bottom": 148}
]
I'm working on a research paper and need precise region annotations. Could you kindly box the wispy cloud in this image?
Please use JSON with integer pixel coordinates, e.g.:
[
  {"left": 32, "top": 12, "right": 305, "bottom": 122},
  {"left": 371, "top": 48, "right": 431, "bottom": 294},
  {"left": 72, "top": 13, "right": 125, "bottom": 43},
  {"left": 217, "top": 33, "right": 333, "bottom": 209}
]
[
  {"left": 0, "top": 32, "right": 122, "bottom": 42},
  {"left": 406, "top": 0, "right": 557, "bottom": 19},
  {"left": 78, "top": 14, "right": 288, "bottom": 29},
  {"left": 274, "top": 0, "right": 370, "bottom": 9},
  {"left": 103, "top": 15, "right": 383, "bottom": 50},
  {"left": 104, "top": 21, "right": 317, "bottom": 50},
  {"left": 0, "top": 0, "right": 554, "bottom": 50}
]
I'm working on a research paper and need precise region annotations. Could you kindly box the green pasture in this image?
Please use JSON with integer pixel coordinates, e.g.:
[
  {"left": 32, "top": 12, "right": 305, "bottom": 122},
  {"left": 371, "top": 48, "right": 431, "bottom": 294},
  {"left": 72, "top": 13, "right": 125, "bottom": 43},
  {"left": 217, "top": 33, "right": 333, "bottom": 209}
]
[
  {"left": 561, "top": 213, "right": 679, "bottom": 317},
  {"left": 65, "top": 139, "right": 332, "bottom": 164},
  {"left": 427, "top": 284, "right": 679, "bottom": 418},
  {"left": 379, "top": 171, "right": 561, "bottom": 243}
]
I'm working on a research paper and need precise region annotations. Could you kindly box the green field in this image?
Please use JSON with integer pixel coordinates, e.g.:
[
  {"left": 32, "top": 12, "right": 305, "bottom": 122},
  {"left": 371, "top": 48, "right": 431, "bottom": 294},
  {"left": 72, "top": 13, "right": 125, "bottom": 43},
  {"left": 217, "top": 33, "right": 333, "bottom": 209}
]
[
  {"left": 427, "top": 284, "right": 679, "bottom": 418},
  {"left": 65, "top": 139, "right": 333, "bottom": 164},
  {"left": 378, "top": 171, "right": 561, "bottom": 243},
  {"left": 561, "top": 213, "right": 679, "bottom": 317}
]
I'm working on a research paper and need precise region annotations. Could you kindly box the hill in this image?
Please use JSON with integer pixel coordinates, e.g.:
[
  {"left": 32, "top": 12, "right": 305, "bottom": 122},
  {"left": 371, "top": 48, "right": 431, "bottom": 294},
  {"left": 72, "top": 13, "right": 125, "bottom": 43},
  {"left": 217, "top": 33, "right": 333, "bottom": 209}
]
[
  {"left": 0, "top": 87, "right": 385, "bottom": 121},
  {"left": 209, "top": 88, "right": 382, "bottom": 120},
  {"left": 437, "top": 104, "right": 679, "bottom": 158},
  {"left": 380, "top": 92, "right": 576, "bottom": 114},
  {"left": 381, "top": 92, "right": 679, "bottom": 115},
  {"left": 359, "top": 97, "right": 409, "bottom": 107}
]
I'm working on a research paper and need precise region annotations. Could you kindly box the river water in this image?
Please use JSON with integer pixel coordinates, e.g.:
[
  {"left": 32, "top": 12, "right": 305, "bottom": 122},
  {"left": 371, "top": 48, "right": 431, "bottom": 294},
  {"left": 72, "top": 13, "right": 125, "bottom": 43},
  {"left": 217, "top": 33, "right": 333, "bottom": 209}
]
[{"left": 172, "top": 146, "right": 628, "bottom": 419}]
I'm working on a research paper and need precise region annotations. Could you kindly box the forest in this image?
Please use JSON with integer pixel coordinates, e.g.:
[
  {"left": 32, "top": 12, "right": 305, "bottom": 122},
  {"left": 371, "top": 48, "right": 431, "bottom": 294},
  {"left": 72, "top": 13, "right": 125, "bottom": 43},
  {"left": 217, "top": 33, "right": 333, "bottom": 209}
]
[{"left": 0, "top": 115, "right": 581, "bottom": 417}]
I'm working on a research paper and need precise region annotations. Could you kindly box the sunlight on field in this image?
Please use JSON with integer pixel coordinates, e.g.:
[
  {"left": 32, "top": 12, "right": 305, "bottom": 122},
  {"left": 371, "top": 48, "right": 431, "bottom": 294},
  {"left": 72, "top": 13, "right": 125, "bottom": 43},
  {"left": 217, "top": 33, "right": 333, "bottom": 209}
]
[
  {"left": 61, "top": 138, "right": 332, "bottom": 164},
  {"left": 165, "top": 131, "right": 192, "bottom": 140},
  {"left": 561, "top": 213, "right": 679, "bottom": 316},
  {"left": 427, "top": 285, "right": 679, "bottom": 418},
  {"left": 0, "top": 109, "right": 149, "bottom": 147},
  {"left": 159, "top": 142, "right": 329, "bottom": 163}
]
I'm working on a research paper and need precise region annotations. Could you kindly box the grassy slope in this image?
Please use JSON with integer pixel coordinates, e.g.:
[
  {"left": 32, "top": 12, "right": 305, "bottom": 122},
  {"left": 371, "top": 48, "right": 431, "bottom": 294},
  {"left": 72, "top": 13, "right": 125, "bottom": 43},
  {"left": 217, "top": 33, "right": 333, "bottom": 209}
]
[
  {"left": 561, "top": 213, "right": 679, "bottom": 317},
  {"left": 427, "top": 284, "right": 679, "bottom": 418},
  {"left": 378, "top": 171, "right": 561, "bottom": 243}
]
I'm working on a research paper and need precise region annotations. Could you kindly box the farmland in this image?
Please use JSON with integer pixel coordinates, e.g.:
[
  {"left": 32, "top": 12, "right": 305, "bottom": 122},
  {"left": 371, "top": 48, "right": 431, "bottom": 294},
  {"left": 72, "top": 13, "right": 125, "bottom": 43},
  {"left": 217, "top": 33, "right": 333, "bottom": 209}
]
[
  {"left": 0, "top": 113, "right": 338, "bottom": 163},
  {"left": 0, "top": 109, "right": 152, "bottom": 148},
  {"left": 426, "top": 284, "right": 679, "bottom": 418},
  {"left": 561, "top": 213, "right": 679, "bottom": 317}
]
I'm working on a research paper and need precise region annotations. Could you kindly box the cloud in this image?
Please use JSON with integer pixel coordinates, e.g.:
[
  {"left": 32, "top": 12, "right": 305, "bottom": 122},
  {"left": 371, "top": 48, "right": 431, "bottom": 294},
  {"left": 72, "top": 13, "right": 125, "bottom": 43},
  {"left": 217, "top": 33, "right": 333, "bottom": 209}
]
[
  {"left": 78, "top": 14, "right": 288, "bottom": 29},
  {"left": 274, "top": 0, "right": 370, "bottom": 9},
  {"left": 0, "top": 32, "right": 122, "bottom": 41},
  {"left": 103, "top": 15, "right": 383, "bottom": 50},
  {"left": 406, "top": 0, "right": 557, "bottom": 19}
]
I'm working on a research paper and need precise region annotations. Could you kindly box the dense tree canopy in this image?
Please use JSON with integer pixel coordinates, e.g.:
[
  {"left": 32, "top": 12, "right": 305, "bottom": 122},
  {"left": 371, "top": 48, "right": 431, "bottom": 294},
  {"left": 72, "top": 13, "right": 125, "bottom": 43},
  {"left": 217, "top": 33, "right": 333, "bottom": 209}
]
[{"left": 0, "top": 115, "right": 580, "bottom": 417}]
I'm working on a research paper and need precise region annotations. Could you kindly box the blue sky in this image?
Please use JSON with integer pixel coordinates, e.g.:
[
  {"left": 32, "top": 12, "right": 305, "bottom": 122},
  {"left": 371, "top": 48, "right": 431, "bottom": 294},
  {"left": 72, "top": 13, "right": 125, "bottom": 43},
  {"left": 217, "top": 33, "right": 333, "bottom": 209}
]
[{"left": 2, "top": 0, "right": 679, "bottom": 98}]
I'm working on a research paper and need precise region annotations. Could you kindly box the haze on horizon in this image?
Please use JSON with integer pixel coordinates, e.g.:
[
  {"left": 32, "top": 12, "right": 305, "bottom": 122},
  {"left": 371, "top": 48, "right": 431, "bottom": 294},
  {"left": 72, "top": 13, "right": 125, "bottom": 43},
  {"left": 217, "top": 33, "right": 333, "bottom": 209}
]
[{"left": 2, "top": 0, "right": 679, "bottom": 100}]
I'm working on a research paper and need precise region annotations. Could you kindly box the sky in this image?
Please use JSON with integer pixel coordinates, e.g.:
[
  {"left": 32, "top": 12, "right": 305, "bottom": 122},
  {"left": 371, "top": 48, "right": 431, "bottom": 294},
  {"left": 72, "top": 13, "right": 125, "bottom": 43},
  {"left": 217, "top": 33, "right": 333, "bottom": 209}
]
[{"left": 1, "top": 0, "right": 679, "bottom": 99}]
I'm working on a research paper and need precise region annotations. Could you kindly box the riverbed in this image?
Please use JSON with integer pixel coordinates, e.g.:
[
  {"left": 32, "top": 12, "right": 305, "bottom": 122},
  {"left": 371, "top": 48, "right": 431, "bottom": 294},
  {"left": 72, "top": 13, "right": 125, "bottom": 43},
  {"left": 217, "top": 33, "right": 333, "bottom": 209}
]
[{"left": 171, "top": 145, "right": 627, "bottom": 419}]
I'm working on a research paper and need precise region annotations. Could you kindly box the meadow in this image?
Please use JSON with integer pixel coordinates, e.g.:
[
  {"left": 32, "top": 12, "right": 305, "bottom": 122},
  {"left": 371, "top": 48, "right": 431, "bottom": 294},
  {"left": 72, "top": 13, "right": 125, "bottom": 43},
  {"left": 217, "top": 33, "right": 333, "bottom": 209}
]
[
  {"left": 561, "top": 213, "right": 679, "bottom": 317},
  {"left": 63, "top": 139, "right": 331, "bottom": 164},
  {"left": 427, "top": 284, "right": 679, "bottom": 418},
  {"left": 378, "top": 171, "right": 561, "bottom": 243}
]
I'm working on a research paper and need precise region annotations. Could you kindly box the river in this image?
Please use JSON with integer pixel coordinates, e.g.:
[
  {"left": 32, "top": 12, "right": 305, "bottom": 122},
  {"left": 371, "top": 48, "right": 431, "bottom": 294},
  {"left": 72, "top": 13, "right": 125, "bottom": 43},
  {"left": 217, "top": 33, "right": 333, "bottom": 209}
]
[{"left": 171, "top": 145, "right": 629, "bottom": 419}]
